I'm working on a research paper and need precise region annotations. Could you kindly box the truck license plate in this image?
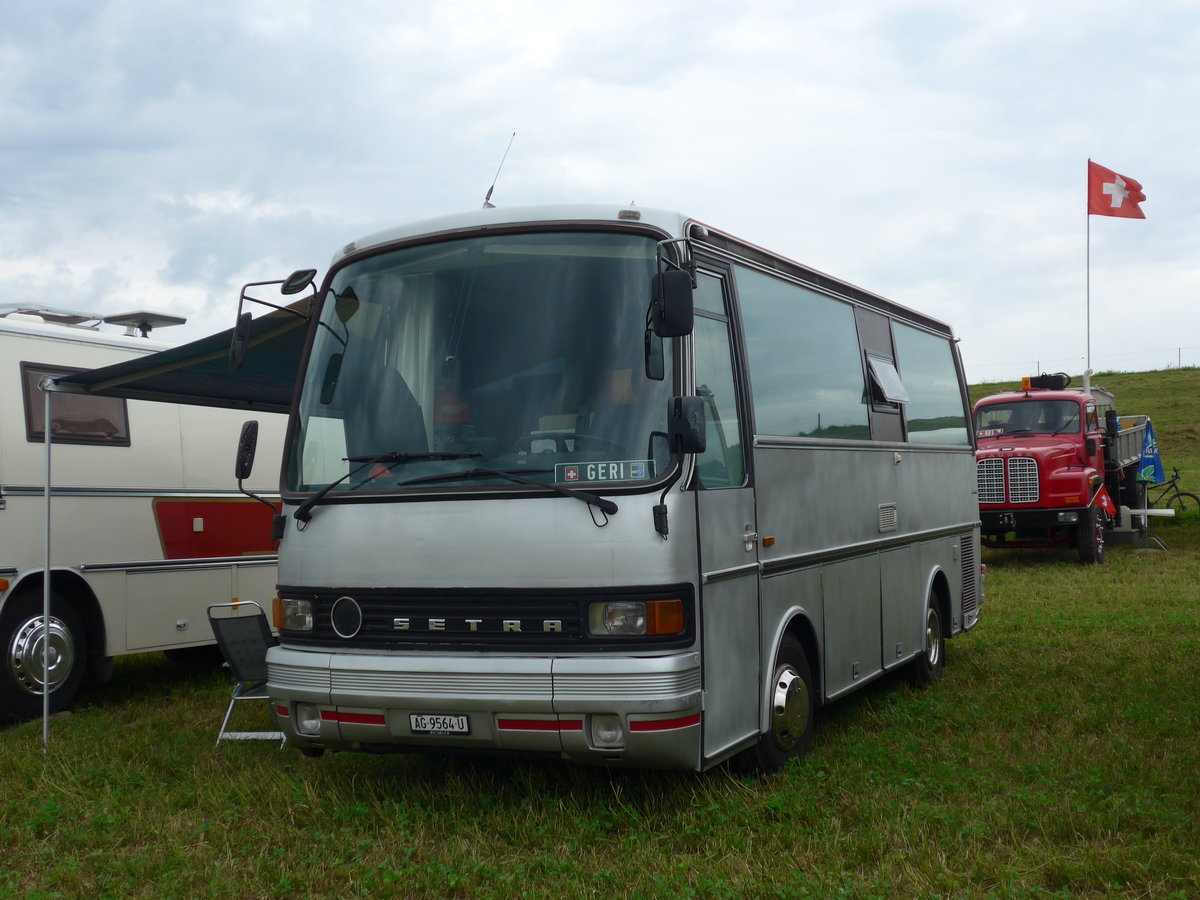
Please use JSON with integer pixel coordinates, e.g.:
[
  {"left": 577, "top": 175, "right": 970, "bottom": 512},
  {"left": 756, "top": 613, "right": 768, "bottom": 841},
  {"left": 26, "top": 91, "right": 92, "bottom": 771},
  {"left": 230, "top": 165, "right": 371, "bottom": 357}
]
[{"left": 409, "top": 713, "right": 470, "bottom": 735}]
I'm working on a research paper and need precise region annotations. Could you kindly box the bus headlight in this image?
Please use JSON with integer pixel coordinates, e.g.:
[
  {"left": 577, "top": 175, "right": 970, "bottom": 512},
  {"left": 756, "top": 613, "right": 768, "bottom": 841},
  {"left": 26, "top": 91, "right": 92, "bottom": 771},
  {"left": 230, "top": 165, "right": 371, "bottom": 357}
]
[
  {"left": 588, "top": 599, "right": 684, "bottom": 636},
  {"left": 295, "top": 702, "right": 322, "bottom": 735},
  {"left": 590, "top": 714, "right": 625, "bottom": 749},
  {"left": 274, "top": 596, "right": 314, "bottom": 632}
]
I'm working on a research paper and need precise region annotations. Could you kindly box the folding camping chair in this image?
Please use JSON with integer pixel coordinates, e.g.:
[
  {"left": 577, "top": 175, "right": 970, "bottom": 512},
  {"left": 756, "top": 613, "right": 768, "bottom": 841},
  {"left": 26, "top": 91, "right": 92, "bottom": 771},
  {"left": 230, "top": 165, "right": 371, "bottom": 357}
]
[{"left": 207, "top": 601, "right": 285, "bottom": 746}]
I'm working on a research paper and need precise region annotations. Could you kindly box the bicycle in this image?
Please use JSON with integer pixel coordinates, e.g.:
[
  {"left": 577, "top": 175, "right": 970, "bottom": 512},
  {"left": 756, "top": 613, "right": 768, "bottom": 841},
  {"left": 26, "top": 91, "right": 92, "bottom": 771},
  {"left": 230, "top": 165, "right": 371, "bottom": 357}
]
[{"left": 1147, "top": 466, "right": 1200, "bottom": 514}]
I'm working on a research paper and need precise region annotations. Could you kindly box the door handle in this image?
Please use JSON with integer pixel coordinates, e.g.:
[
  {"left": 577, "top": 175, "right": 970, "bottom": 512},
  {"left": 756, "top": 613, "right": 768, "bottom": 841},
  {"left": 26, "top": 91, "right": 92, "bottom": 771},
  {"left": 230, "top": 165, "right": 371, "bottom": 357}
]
[{"left": 743, "top": 527, "right": 758, "bottom": 552}]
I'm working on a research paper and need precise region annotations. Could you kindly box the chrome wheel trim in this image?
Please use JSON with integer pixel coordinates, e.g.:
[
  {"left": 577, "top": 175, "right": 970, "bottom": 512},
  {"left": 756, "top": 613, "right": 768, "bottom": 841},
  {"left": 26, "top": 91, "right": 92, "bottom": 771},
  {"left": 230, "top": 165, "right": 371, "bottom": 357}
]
[
  {"left": 769, "top": 665, "right": 810, "bottom": 752},
  {"left": 7, "top": 614, "right": 75, "bottom": 696},
  {"left": 924, "top": 606, "right": 942, "bottom": 668}
]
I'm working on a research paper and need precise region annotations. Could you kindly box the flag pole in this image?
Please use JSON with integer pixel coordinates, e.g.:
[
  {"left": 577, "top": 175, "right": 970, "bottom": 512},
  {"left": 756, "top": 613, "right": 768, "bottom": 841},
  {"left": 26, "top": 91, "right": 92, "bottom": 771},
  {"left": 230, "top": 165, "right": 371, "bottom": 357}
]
[{"left": 1084, "top": 159, "right": 1092, "bottom": 393}]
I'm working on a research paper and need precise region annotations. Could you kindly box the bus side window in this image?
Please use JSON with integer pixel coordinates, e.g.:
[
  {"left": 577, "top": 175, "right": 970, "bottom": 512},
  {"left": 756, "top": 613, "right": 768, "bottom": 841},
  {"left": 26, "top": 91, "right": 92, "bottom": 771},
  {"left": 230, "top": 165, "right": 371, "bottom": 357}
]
[{"left": 693, "top": 316, "right": 745, "bottom": 489}]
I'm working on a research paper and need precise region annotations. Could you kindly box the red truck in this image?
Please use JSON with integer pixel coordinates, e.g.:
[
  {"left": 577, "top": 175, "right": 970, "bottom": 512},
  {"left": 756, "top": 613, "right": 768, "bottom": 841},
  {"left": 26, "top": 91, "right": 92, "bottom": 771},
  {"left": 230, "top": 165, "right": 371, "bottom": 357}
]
[{"left": 973, "top": 373, "right": 1148, "bottom": 564}]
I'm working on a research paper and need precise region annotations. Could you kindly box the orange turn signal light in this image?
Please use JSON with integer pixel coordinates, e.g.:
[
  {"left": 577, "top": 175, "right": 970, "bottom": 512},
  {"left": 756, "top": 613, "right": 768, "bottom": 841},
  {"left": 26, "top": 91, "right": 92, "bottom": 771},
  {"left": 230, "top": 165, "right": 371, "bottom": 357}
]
[{"left": 645, "top": 599, "right": 685, "bottom": 636}]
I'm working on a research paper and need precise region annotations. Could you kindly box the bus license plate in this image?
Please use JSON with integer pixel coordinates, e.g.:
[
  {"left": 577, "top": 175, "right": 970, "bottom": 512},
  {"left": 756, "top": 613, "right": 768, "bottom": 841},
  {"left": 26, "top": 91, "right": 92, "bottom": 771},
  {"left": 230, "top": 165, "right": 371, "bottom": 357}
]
[{"left": 409, "top": 713, "right": 470, "bottom": 735}]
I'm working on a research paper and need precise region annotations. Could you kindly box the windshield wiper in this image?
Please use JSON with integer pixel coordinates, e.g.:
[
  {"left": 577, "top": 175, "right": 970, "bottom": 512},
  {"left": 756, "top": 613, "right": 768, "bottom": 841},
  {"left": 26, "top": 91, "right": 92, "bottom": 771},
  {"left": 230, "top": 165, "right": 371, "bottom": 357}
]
[
  {"left": 293, "top": 450, "right": 481, "bottom": 525},
  {"left": 399, "top": 467, "right": 618, "bottom": 515}
]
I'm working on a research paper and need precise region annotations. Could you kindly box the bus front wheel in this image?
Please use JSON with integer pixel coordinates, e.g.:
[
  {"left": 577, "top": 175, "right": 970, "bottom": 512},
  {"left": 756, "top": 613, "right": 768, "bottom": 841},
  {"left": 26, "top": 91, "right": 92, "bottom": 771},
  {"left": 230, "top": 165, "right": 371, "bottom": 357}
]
[
  {"left": 0, "top": 590, "right": 88, "bottom": 721},
  {"left": 736, "top": 633, "right": 814, "bottom": 774}
]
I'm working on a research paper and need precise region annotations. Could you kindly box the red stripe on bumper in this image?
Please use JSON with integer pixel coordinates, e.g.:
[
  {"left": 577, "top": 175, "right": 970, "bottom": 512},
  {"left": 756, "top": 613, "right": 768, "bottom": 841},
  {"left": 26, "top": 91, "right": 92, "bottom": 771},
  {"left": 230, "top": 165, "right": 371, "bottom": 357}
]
[
  {"left": 321, "top": 710, "right": 387, "bottom": 726},
  {"left": 629, "top": 714, "right": 701, "bottom": 732},
  {"left": 496, "top": 718, "right": 583, "bottom": 732}
]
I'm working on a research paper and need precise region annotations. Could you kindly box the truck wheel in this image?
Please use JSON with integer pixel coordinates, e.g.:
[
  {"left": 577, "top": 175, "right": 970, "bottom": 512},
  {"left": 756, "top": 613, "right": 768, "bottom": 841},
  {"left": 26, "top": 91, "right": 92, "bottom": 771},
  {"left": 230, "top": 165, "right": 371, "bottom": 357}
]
[
  {"left": 908, "top": 596, "right": 945, "bottom": 686},
  {"left": 733, "top": 633, "right": 814, "bottom": 774},
  {"left": 0, "top": 590, "right": 88, "bottom": 721},
  {"left": 1077, "top": 505, "right": 1105, "bottom": 564}
]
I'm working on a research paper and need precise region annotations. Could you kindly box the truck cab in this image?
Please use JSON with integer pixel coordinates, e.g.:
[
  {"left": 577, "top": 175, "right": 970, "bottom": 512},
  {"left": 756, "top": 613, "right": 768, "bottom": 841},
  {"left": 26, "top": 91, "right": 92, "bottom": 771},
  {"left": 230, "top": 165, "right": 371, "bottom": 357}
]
[{"left": 973, "top": 374, "right": 1133, "bottom": 564}]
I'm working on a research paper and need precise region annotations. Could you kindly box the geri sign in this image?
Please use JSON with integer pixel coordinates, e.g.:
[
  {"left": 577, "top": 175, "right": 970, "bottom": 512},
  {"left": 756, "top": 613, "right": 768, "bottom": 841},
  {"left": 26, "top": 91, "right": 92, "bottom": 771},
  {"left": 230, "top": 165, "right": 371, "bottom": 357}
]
[{"left": 555, "top": 459, "right": 654, "bottom": 484}]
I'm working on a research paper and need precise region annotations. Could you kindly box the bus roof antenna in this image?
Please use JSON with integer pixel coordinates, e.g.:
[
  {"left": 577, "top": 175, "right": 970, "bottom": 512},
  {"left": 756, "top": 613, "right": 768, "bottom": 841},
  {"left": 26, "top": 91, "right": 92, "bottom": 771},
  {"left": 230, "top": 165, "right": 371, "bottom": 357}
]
[{"left": 482, "top": 132, "right": 516, "bottom": 209}]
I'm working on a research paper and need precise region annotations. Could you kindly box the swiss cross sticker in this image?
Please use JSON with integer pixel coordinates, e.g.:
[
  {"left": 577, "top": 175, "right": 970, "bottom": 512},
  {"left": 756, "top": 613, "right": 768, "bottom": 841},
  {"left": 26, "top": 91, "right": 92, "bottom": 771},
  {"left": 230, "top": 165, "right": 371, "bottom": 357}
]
[{"left": 564, "top": 466, "right": 580, "bottom": 481}]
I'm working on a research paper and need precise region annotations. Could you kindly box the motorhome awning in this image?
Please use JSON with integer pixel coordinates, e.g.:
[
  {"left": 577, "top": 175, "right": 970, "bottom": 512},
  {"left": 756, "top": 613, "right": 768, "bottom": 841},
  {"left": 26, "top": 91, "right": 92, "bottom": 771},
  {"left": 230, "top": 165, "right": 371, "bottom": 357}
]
[{"left": 50, "top": 306, "right": 309, "bottom": 413}]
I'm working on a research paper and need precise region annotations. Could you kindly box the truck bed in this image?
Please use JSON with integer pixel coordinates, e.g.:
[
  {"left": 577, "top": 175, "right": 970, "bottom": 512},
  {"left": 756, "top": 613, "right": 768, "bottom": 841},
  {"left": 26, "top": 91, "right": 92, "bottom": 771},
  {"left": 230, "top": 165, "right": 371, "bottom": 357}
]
[{"left": 1112, "top": 415, "right": 1147, "bottom": 470}]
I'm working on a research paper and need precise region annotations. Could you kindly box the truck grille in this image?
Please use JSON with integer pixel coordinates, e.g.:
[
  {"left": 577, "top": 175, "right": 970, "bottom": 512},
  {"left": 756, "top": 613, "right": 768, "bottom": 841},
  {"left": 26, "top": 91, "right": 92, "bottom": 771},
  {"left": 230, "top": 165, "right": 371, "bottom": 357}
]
[
  {"left": 1007, "top": 458, "right": 1039, "bottom": 503},
  {"left": 976, "top": 456, "right": 1039, "bottom": 504},
  {"left": 977, "top": 458, "right": 1005, "bottom": 503}
]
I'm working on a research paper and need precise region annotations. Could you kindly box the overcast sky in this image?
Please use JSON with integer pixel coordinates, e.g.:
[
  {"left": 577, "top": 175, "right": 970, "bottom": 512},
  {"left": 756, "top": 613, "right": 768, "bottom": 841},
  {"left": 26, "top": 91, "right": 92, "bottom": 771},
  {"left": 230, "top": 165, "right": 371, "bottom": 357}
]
[{"left": 3, "top": 0, "right": 1197, "bottom": 384}]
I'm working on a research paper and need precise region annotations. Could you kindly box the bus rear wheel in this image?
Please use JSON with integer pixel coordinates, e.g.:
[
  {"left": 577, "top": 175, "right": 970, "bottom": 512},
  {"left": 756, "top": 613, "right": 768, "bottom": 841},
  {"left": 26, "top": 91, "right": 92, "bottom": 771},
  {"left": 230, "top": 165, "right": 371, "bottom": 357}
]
[
  {"left": 908, "top": 598, "right": 945, "bottom": 686},
  {"left": 0, "top": 590, "right": 88, "bottom": 721},
  {"left": 735, "top": 634, "right": 814, "bottom": 774}
]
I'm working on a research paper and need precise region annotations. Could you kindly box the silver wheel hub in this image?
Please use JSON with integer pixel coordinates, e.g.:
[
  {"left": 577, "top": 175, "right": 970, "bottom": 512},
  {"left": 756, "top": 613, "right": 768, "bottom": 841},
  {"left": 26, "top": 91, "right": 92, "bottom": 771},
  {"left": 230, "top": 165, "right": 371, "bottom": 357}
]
[
  {"left": 769, "top": 665, "right": 809, "bottom": 751},
  {"left": 8, "top": 615, "right": 74, "bottom": 696},
  {"left": 925, "top": 608, "right": 942, "bottom": 667}
]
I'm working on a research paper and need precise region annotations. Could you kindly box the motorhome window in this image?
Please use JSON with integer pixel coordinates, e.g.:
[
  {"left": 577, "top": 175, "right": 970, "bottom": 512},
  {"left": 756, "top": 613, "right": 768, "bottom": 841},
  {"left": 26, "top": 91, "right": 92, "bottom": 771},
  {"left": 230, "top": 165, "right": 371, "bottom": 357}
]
[
  {"left": 734, "top": 265, "right": 869, "bottom": 439},
  {"left": 288, "top": 231, "right": 674, "bottom": 493},
  {"left": 892, "top": 323, "right": 970, "bottom": 445},
  {"left": 21, "top": 362, "right": 131, "bottom": 446}
]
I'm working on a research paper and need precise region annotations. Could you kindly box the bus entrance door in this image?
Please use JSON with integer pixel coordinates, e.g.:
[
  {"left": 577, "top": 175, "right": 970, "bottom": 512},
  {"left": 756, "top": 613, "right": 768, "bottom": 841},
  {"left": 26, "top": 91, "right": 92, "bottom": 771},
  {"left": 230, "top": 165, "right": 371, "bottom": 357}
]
[{"left": 691, "top": 299, "right": 760, "bottom": 763}]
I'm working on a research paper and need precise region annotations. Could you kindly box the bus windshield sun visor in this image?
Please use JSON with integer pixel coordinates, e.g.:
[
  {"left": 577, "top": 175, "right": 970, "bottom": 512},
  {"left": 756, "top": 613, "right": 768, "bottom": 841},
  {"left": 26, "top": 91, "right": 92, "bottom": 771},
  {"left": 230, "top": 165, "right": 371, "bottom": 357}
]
[
  {"left": 292, "top": 450, "right": 481, "bottom": 525},
  {"left": 399, "top": 467, "right": 618, "bottom": 516}
]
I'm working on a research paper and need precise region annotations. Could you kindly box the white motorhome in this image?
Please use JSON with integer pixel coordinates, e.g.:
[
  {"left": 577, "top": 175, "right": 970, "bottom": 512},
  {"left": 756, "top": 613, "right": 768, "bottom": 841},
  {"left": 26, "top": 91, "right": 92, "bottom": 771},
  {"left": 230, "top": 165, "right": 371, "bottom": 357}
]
[{"left": 0, "top": 306, "right": 284, "bottom": 720}]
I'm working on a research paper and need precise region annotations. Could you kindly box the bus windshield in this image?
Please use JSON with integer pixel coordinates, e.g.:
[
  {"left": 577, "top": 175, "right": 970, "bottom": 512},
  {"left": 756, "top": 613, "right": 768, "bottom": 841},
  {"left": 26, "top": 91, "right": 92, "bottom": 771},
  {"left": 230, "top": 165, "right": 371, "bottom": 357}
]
[{"left": 287, "top": 230, "right": 674, "bottom": 495}]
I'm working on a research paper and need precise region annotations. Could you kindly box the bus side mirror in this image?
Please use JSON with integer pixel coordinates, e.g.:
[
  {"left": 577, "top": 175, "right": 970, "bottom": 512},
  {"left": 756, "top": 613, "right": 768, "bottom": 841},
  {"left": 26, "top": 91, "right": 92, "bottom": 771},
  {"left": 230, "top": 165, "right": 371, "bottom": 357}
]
[
  {"left": 235, "top": 420, "right": 259, "bottom": 481},
  {"left": 668, "top": 396, "right": 706, "bottom": 454},
  {"left": 650, "top": 269, "right": 694, "bottom": 337},
  {"left": 281, "top": 268, "right": 318, "bottom": 295},
  {"left": 230, "top": 311, "right": 252, "bottom": 370}
]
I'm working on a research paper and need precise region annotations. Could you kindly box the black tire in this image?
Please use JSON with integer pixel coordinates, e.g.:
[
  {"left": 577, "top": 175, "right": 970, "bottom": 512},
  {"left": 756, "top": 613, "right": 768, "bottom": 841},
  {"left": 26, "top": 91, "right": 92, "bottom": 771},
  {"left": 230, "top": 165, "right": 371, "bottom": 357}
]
[
  {"left": 1165, "top": 492, "right": 1200, "bottom": 515},
  {"left": 734, "top": 633, "right": 814, "bottom": 774},
  {"left": 909, "top": 598, "right": 946, "bottom": 686},
  {"left": 1077, "top": 504, "right": 1105, "bottom": 564},
  {"left": 0, "top": 590, "right": 88, "bottom": 721}
]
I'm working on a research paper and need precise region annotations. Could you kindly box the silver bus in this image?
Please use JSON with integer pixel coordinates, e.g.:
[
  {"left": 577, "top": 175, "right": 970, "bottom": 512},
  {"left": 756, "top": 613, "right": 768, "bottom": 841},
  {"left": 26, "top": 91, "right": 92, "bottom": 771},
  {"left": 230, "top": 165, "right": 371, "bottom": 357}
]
[{"left": 249, "top": 204, "right": 983, "bottom": 772}]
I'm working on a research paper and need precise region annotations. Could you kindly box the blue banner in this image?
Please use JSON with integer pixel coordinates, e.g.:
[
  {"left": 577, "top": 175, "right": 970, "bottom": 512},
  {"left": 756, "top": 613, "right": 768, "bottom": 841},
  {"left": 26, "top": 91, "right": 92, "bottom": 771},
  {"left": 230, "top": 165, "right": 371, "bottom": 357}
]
[{"left": 1137, "top": 419, "right": 1165, "bottom": 483}]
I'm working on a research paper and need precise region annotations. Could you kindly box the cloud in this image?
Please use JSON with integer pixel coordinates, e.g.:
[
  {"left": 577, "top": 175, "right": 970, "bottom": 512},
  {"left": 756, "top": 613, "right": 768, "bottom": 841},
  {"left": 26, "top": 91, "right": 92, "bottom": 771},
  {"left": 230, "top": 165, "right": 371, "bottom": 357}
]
[{"left": 1, "top": 0, "right": 1198, "bottom": 378}]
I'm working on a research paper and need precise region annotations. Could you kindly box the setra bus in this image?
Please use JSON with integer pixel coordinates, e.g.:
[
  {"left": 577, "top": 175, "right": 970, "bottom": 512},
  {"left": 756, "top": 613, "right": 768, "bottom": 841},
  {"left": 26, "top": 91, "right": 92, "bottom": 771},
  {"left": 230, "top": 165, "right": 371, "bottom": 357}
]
[{"left": 233, "top": 204, "right": 983, "bottom": 772}]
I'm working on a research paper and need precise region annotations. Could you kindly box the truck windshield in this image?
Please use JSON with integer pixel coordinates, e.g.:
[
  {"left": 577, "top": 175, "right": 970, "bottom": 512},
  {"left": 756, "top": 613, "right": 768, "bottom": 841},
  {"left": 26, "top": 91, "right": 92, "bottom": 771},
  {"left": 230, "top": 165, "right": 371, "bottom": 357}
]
[
  {"left": 976, "top": 399, "right": 1081, "bottom": 436},
  {"left": 286, "top": 230, "right": 674, "bottom": 495}
]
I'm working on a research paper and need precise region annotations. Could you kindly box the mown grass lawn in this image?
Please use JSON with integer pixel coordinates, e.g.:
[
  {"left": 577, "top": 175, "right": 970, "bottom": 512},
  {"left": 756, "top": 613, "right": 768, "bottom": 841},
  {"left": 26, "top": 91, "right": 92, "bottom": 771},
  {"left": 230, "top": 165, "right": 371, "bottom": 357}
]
[{"left": 2, "top": 369, "right": 1198, "bottom": 898}]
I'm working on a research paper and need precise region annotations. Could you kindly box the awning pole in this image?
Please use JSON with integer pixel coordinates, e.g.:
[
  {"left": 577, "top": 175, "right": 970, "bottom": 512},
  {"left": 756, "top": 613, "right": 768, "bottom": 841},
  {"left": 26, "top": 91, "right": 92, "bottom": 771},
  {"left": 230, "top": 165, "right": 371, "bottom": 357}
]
[{"left": 42, "top": 381, "right": 52, "bottom": 752}]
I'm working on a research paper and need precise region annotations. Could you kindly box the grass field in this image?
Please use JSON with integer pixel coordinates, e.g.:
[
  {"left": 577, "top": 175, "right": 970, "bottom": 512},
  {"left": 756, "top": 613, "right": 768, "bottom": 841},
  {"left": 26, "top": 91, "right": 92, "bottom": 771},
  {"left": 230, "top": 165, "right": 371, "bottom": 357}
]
[{"left": 2, "top": 369, "right": 1198, "bottom": 898}]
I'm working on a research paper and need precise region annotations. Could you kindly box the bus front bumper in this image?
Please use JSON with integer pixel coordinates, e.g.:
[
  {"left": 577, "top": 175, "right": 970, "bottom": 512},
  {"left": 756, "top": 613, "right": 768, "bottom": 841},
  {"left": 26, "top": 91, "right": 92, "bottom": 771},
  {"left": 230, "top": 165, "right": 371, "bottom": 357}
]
[{"left": 266, "top": 646, "right": 703, "bottom": 769}]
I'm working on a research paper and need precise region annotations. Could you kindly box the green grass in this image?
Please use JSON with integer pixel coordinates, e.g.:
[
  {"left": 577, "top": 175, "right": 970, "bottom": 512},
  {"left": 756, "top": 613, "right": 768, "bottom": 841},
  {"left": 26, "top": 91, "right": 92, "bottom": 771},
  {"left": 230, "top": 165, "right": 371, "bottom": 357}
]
[{"left": 2, "top": 369, "right": 1199, "bottom": 898}]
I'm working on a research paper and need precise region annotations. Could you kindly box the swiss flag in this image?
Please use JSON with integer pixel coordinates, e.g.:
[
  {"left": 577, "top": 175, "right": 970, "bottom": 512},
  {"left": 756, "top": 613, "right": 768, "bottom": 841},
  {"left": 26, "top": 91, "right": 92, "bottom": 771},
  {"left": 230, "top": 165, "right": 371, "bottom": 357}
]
[
  {"left": 1093, "top": 485, "right": 1118, "bottom": 519},
  {"left": 1088, "top": 160, "right": 1146, "bottom": 218}
]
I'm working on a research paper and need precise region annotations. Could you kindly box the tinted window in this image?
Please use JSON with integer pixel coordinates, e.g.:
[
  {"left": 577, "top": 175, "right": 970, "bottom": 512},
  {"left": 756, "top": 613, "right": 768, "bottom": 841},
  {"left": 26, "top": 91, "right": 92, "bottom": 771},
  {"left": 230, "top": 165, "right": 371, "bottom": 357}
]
[
  {"left": 22, "top": 362, "right": 131, "bottom": 446},
  {"left": 892, "top": 324, "right": 970, "bottom": 445},
  {"left": 694, "top": 315, "right": 745, "bottom": 488},
  {"left": 735, "top": 266, "right": 868, "bottom": 439}
]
